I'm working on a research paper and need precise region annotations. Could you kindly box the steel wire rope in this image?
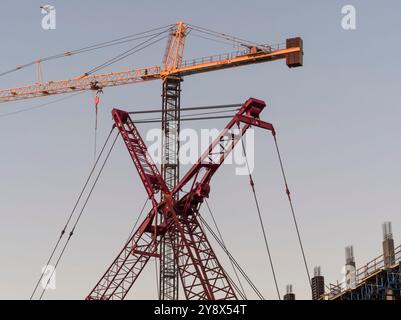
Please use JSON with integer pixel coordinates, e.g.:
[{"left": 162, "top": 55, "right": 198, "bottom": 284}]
[
  {"left": 197, "top": 214, "right": 265, "bottom": 300},
  {"left": 133, "top": 108, "right": 238, "bottom": 123},
  {"left": 155, "top": 257, "right": 160, "bottom": 299},
  {"left": 133, "top": 115, "right": 233, "bottom": 124},
  {"left": 273, "top": 135, "right": 312, "bottom": 287},
  {"left": 119, "top": 197, "right": 159, "bottom": 298},
  {"left": 195, "top": 210, "right": 247, "bottom": 300},
  {"left": 189, "top": 32, "right": 241, "bottom": 48},
  {"left": 0, "top": 25, "right": 173, "bottom": 78},
  {"left": 0, "top": 91, "right": 86, "bottom": 119},
  {"left": 84, "top": 31, "right": 170, "bottom": 75},
  {"left": 29, "top": 126, "right": 115, "bottom": 300},
  {"left": 187, "top": 24, "right": 264, "bottom": 48},
  {"left": 204, "top": 199, "right": 247, "bottom": 299},
  {"left": 125, "top": 199, "right": 149, "bottom": 243},
  {"left": 38, "top": 131, "right": 119, "bottom": 299},
  {"left": 238, "top": 133, "right": 281, "bottom": 300},
  {"left": 128, "top": 103, "right": 241, "bottom": 115}
]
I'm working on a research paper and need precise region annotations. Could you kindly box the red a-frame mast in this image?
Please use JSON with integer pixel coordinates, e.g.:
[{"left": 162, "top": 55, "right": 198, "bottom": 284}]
[{"left": 86, "top": 98, "right": 276, "bottom": 300}]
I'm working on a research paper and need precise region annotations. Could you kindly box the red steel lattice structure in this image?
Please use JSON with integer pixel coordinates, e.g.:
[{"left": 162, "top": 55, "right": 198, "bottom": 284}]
[
  {"left": 0, "top": 22, "right": 303, "bottom": 300},
  {"left": 86, "top": 97, "right": 276, "bottom": 300}
]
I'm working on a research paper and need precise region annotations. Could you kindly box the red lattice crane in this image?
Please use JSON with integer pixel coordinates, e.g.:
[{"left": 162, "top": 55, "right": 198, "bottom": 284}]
[
  {"left": 86, "top": 98, "right": 275, "bottom": 300},
  {"left": 0, "top": 22, "right": 303, "bottom": 299}
]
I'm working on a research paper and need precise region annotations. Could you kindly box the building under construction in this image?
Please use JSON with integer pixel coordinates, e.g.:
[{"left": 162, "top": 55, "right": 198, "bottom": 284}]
[{"left": 309, "top": 222, "right": 401, "bottom": 300}]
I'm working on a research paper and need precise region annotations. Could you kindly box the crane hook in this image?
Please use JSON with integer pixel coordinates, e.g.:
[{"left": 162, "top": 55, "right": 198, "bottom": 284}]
[
  {"left": 93, "top": 89, "right": 103, "bottom": 162},
  {"left": 94, "top": 89, "right": 103, "bottom": 114}
]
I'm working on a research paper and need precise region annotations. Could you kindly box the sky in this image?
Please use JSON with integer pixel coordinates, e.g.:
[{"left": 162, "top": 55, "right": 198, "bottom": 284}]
[{"left": 0, "top": 0, "right": 401, "bottom": 300}]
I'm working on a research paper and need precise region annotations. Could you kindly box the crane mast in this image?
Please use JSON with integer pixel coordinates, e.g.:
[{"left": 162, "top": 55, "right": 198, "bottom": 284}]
[
  {"left": 160, "top": 21, "right": 188, "bottom": 300},
  {"left": 0, "top": 22, "right": 304, "bottom": 300}
]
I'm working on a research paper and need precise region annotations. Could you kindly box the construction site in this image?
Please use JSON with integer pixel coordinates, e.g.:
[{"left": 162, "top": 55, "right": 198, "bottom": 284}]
[{"left": 1, "top": 2, "right": 400, "bottom": 303}]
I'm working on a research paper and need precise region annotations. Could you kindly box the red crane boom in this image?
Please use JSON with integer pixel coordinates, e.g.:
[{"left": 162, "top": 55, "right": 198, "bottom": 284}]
[{"left": 86, "top": 98, "right": 276, "bottom": 300}]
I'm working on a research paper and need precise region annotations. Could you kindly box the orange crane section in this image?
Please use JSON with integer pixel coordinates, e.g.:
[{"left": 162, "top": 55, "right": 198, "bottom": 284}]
[{"left": 0, "top": 22, "right": 302, "bottom": 103}]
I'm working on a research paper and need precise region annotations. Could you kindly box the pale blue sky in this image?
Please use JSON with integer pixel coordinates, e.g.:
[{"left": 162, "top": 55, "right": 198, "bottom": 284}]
[{"left": 1, "top": 0, "right": 401, "bottom": 300}]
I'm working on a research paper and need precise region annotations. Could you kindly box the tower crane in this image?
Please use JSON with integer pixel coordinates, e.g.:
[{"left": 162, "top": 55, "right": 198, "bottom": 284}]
[
  {"left": 0, "top": 22, "right": 302, "bottom": 103},
  {"left": 0, "top": 22, "right": 303, "bottom": 300}
]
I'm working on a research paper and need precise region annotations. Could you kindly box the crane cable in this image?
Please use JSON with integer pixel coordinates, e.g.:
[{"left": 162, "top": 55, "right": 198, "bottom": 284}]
[
  {"left": 238, "top": 131, "right": 281, "bottom": 300},
  {"left": 132, "top": 108, "right": 238, "bottom": 123},
  {"left": 0, "top": 23, "right": 268, "bottom": 80},
  {"left": 128, "top": 103, "right": 241, "bottom": 114},
  {"left": 204, "top": 199, "right": 247, "bottom": 299},
  {"left": 272, "top": 135, "right": 312, "bottom": 287},
  {"left": 39, "top": 131, "right": 118, "bottom": 300},
  {"left": 155, "top": 257, "right": 160, "bottom": 299},
  {"left": 93, "top": 90, "right": 103, "bottom": 162},
  {"left": 196, "top": 211, "right": 247, "bottom": 300},
  {"left": 187, "top": 24, "right": 266, "bottom": 49},
  {"left": 189, "top": 32, "right": 241, "bottom": 48},
  {"left": 84, "top": 30, "right": 170, "bottom": 75},
  {"left": 0, "top": 91, "right": 86, "bottom": 119},
  {"left": 1, "top": 23, "right": 264, "bottom": 79},
  {"left": 119, "top": 198, "right": 157, "bottom": 295},
  {"left": 125, "top": 199, "right": 149, "bottom": 243},
  {"left": 30, "top": 126, "right": 115, "bottom": 299},
  {"left": 197, "top": 214, "right": 264, "bottom": 300},
  {"left": 30, "top": 128, "right": 117, "bottom": 300},
  {"left": 0, "top": 24, "right": 173, "bottom": 78}
]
